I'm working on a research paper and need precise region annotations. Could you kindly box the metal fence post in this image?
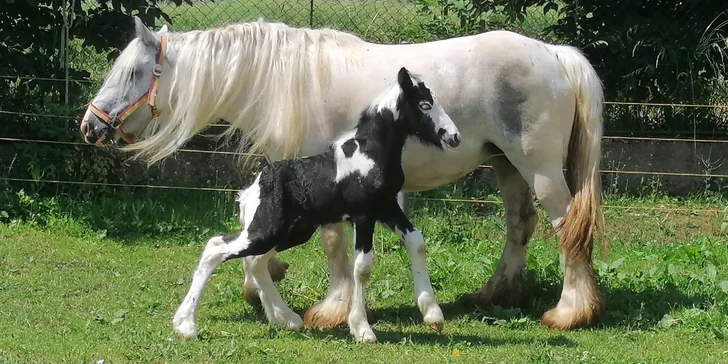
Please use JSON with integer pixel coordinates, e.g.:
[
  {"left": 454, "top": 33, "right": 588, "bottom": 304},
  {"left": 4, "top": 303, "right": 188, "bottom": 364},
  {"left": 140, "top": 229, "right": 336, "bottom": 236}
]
[{"left": 309, "top": 0, "right": 314, "bottom": 28}]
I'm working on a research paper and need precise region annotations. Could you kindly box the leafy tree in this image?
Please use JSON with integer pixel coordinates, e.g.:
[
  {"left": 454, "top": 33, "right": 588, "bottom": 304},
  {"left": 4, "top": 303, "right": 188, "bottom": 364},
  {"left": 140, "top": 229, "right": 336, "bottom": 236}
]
[
  {"left": 541, "top": 0, "right": 728, "bottom": 132},
  {"left": 0, "top": 0, "right": 185, "bottom": 188}
]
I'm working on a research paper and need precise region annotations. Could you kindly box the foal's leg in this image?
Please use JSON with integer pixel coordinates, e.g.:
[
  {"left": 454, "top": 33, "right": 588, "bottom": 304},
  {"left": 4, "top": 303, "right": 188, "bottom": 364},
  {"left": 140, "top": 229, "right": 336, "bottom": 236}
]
[
  {"left": 469, "top": 155, "right": 538, "bottom": 307},
  {"left": 247, "top": 251, "right": 305, "bottom": 331},
  {"left": 382, "top": 204, "right": 444, "bottom": 331},
  {"left": 304, "top": 223, "right": 354, "bottom": 328},
  {"left": 172, "top": 233, "right": 302, "bottom": 339},
  {"left": 173, "top": 233, "right": 249, "bottom": 339},
  {"left": 241, "top": 256, "right": 290, "bottom": 308},
  {"left": 348, "top": 219, "right": 377, "bottom": 343},
  {"left": 304, "top": 193, "right": 408, "bottom": 329}
]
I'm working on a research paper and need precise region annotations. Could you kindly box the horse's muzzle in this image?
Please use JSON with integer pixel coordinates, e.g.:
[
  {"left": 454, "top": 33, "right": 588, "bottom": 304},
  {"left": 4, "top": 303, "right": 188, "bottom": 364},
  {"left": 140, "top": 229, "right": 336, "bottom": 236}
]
[{"left": 80, "top": 115, "right": 109, "bottom": 147}]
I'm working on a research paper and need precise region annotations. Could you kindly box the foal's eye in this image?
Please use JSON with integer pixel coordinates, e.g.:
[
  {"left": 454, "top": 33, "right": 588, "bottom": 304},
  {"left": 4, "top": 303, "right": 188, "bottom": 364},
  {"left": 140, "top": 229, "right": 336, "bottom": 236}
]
[{"left": 419, "top": 102, "right": 432, "bottom": 111}]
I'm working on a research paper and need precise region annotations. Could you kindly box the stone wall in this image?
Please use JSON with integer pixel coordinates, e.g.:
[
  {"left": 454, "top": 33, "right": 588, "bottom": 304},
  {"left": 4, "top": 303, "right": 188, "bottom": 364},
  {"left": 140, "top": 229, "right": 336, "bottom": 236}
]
[{"left": 3, "top": 138, "right": 728, "bottom": 196}]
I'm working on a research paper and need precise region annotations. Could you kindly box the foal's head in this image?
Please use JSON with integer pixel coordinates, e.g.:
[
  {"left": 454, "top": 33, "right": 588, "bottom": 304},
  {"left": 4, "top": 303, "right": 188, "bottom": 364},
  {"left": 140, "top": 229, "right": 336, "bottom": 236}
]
[{"left": 372, "top": 67, "right": 461, "bottom": 149}]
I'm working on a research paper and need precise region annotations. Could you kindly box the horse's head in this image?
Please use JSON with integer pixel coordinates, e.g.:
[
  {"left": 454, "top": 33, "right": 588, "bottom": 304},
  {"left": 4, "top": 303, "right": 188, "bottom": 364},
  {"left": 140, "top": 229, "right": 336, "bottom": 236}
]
[
  {"left": 80, "top": 17, "right": 169, "bottom": 146},
  {"left": 396, "top": 67, "right": 461, "bottom": 149}
]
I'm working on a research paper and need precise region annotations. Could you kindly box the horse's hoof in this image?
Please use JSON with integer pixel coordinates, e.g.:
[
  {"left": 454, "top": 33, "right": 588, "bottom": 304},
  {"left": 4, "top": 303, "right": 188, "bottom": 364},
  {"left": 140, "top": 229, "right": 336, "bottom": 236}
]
[
  {"left": 268, "top": 258, "right": 289, "bottom": 282},
  {"left": 304, "top": 296, "right": 351, "bottom": 329}
]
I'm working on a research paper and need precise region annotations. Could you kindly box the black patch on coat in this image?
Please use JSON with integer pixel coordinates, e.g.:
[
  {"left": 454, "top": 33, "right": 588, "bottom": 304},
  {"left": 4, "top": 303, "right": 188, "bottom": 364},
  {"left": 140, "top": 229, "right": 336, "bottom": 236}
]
[{"left": 341, "top": 139, "right": 358, "bottom": 158}]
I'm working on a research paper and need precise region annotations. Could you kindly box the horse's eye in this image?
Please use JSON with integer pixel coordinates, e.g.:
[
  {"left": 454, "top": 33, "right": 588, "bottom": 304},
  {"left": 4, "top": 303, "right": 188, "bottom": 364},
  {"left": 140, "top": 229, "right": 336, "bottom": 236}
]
[{"left": 419, "top": 102, "right": 432, "bottom": 111}]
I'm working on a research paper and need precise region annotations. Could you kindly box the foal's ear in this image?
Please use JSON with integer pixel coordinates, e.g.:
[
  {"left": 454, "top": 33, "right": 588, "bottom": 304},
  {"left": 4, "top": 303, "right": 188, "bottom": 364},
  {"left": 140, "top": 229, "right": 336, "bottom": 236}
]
[
  {"left": 397, "top": 67, "right": 415, "bottom": 93},
  {"left": 158, "top": 24, "right": 169, "bottom": 34},
  {"left": 133, "top": 16, "right": 160, "bottom": 48}
]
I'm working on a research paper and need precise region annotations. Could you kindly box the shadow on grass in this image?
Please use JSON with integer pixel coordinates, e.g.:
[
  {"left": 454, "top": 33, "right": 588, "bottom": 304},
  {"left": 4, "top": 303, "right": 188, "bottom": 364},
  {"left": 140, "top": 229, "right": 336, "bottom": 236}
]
[
  {"left": 206, "top": 299, "right": 577, "bottom": 346},
  {"left": 206, "top": 267, "right": 716, "bottom": 345},
  {"left": 342, "top": 275, "right": 716, "bottom": 335},
  {"left": 297, "top": 324, "right": 579, "bottom": 347}
]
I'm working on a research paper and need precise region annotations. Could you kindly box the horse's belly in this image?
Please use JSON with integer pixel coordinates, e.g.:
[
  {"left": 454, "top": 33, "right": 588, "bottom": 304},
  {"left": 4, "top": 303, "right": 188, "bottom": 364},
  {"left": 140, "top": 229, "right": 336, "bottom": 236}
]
[{"left": 400, "top": 137, "right": 484, "bottom": 191}]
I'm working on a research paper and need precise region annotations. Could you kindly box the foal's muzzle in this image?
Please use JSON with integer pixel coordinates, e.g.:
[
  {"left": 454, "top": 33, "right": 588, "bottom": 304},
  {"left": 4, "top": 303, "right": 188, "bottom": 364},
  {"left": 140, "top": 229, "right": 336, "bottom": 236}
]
[{"left": 439, "top": 129, "right": 461, "bottom": 148}]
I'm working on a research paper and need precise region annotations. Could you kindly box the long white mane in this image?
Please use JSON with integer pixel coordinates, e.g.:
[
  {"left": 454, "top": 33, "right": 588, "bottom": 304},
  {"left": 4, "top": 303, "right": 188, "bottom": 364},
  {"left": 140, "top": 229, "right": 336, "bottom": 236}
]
[{"left": 123, "top": 19, "right": 367, "bottom": 164}]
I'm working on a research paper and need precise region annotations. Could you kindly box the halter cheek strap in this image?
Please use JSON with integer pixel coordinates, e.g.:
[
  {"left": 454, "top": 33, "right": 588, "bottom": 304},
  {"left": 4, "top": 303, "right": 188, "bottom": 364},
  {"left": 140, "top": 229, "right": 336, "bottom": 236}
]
[{"left": 89, "top": 36, "right": 167, "bottom": 145}]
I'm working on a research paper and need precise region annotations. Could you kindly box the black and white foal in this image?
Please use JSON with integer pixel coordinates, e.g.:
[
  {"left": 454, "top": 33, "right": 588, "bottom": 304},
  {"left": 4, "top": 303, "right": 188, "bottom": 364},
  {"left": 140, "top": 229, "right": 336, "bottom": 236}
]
[{"left": 173, "top": 67, "right": 461, "bottom": 343}]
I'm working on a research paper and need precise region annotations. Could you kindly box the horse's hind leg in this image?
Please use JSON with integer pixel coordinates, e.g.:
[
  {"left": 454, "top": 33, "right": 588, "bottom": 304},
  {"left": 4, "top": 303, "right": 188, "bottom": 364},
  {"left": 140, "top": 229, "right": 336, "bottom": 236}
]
[
  {"left": 468, "top": 154, "right": 537, "bottom": 308},
  {"left": 509, "top": 156, "right": 603, "bottom": 330},
  {"left": 304, "top": 222, "right": 353, "bottom": 329}
]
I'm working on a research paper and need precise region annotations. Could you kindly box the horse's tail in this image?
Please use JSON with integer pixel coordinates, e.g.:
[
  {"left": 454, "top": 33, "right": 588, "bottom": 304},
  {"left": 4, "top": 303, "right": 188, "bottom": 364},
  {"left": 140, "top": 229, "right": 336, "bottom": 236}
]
[{"left": 548, "top": 44, "right": 606, "bottom": 261}]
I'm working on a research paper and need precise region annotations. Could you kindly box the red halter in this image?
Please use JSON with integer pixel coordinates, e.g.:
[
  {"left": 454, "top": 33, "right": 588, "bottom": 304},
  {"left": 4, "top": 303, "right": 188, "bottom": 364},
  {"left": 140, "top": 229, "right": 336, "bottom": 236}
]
[{"left": 88, "top": 36, "right": 167, "bottom": 144}]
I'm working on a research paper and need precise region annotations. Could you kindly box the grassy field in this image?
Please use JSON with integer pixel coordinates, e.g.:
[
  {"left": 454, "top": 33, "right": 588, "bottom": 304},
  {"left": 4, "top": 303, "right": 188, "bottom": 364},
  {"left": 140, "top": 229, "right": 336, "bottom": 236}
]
[{"left": 1, "top": 189, "right": 728, "bottom": 363}]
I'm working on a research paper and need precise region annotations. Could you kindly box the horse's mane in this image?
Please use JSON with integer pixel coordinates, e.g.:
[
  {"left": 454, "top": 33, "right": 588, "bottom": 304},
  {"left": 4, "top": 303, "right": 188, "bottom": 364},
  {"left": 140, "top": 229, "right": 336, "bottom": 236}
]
[
  {"left": 101, "top": 38, "right": 148, "bottom": 107},
  {"left": 124, "top": 19, "right": 367, "bottom": 165}
]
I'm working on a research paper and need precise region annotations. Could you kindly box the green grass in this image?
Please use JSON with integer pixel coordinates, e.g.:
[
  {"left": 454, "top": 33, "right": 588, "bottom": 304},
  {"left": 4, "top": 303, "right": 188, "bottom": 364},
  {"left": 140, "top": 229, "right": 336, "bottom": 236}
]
[
  {"left": 69, "top": 0, "right": 560, "bottom": 87},
  {"left": 159, "top": 0, "right": 425, "bottom": 43},
  {"left": 1, "top": 189, "right": 728, "bottom": 363}
]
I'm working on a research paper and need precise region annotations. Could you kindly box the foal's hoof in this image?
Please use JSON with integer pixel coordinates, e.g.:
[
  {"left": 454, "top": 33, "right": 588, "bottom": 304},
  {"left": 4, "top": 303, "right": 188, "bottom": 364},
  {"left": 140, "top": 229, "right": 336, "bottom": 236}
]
[
  {"left": 352, "top": 328, "right": 378, "bottom": 343},
  {"left": 172, "top": 319, "right": 198, "bottom": 340},
  {"left": 272, "top": 312, "right": 304, "bottom": 332},
  {"left": 427, "top": 321, "right": 444, "bottom": 332}
]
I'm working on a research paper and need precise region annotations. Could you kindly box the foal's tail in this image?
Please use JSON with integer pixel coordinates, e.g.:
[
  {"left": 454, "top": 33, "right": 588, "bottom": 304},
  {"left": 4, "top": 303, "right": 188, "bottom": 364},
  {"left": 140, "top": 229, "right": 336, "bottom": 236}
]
[{"left": 548, "top": 45, "right": 606, "bottom": 262}]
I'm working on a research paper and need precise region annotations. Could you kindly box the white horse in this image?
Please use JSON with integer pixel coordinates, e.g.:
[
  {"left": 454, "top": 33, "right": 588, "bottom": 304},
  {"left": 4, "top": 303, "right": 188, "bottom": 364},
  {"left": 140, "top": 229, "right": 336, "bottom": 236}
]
[{"left": 81, "top": 16, "right": 605, "bottom": 332}]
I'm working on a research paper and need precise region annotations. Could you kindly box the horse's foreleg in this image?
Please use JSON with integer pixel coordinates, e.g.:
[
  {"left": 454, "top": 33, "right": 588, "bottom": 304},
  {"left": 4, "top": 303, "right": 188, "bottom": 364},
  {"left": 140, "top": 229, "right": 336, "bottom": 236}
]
[
  {"left": 303, "top": 223, "right": 354, "bottom": 328},
  {"left": 468, "top": 156, "right": 537, "bottom": 308}
]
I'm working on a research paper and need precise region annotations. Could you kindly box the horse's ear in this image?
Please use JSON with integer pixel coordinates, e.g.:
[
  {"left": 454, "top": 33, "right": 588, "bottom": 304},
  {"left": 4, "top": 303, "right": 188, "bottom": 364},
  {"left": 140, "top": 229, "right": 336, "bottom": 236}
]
[
  {"left": 158, "top": 24, "right": 169, "bottom": 34},
  {"left": 133, "top": 16, "right": 160, "bottom": 48},
  {"left": 397, "top": 67, "right": 415, "bottom": 93}
]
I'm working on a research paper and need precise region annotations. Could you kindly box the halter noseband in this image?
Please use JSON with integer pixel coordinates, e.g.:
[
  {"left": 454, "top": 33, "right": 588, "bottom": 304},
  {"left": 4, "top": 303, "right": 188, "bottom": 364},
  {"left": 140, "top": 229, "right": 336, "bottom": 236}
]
[{"left": 88, "top": 36, "right": 167, "bottom": 145}]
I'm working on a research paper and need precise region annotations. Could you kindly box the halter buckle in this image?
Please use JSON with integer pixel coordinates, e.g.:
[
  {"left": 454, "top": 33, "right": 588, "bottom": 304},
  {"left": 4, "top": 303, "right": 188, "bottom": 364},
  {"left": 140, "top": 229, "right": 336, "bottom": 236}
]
[
  {"left": 150, "top": 105, "right": 161, "bottom": 118},
  {"left": 152, "top": 64, "right": 163, "bottom": 77}
]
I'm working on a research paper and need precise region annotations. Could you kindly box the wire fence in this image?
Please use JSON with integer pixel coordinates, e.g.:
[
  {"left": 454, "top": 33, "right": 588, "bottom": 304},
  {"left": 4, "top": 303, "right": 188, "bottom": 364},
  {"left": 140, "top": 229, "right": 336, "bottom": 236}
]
[{"left": 2, "top": 0, "right": 728, "bottom": 215}]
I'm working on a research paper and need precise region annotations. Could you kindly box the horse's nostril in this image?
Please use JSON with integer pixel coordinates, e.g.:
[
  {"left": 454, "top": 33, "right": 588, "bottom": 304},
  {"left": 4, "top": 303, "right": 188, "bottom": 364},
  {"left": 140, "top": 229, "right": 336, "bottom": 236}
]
[
  {"left": 445, "top": 134, "right": 461, "bottom": 148},
  {"left": 438, "top": 128, "right": 446, "bottom": 137}
]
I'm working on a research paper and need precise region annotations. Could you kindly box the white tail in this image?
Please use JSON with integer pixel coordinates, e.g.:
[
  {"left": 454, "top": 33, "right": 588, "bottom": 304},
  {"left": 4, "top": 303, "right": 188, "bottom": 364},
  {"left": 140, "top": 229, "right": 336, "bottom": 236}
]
[{"left": 547, "top": 44, "right": 606, "bottom": 261}]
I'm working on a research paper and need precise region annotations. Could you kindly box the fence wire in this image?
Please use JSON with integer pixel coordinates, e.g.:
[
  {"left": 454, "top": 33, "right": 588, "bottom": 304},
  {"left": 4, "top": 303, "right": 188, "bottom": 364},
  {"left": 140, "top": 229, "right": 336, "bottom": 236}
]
[
  {"left": 2, "top": 0, "right": 728, "bottom": 206},
  {"left": 153, "top": 0, "right": 562, "bottom": 44}
]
